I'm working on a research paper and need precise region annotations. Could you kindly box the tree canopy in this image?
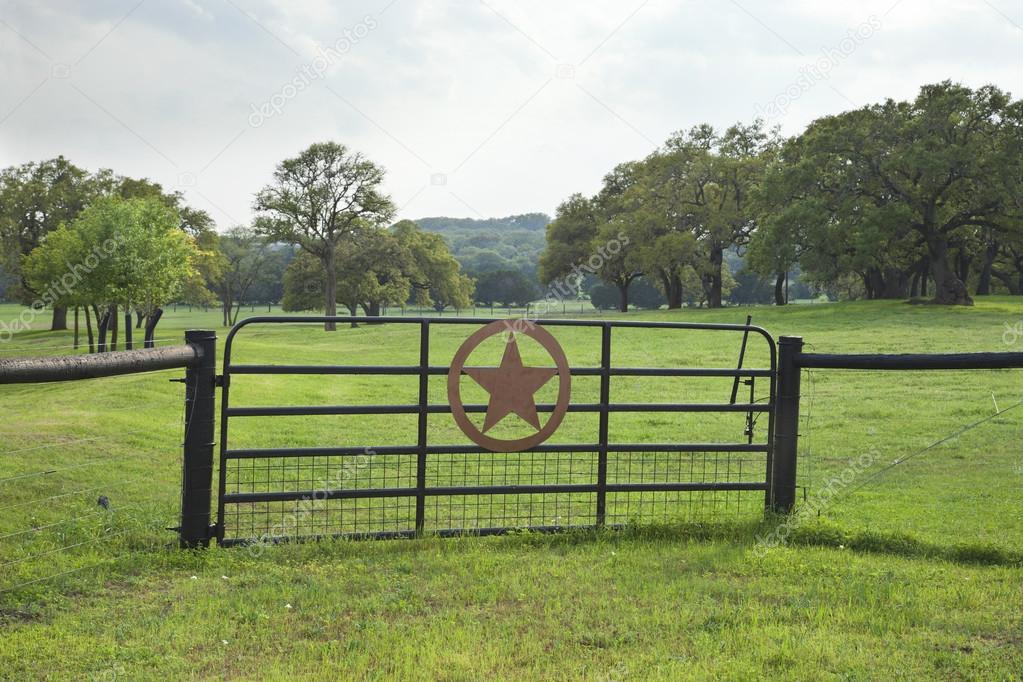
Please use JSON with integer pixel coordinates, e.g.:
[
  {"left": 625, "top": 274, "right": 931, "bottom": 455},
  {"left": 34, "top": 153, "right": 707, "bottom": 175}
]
[{"left": 254, "top": 142, "right": 396, "bottom": 330}]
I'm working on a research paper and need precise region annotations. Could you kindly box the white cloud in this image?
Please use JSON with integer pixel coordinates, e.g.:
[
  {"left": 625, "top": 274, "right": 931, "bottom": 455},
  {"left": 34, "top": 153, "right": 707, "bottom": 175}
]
[{"left": 1, "top": 0, "right": 1021, "bottom": 228}]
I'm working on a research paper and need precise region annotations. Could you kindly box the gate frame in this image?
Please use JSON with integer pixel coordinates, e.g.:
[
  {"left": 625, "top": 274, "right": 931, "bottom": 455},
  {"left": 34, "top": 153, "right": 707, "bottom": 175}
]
[{"left": 215, "top": 316, "right": 779, "bottom": 545}]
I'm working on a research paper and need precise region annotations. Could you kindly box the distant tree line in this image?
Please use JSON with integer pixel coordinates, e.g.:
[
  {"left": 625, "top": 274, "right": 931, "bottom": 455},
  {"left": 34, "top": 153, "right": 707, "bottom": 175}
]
[{"left": 542, "top": 81, "right": 1023, "bottom": 309}]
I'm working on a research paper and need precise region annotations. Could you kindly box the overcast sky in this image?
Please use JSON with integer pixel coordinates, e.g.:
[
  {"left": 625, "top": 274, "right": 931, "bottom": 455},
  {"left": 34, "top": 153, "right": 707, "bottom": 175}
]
[{"left": 1, "top": 0, "right": 1021, "bottom": 229}]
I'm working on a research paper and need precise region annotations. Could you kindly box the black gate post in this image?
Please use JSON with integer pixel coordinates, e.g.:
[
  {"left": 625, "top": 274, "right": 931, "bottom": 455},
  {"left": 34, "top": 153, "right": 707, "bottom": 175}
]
[
  {"left": 180, "top": 330, "right": 217, "bottom": 548},
  {"left": 595, "top": 324, "right": 611, "bottom": 526},
  {"left": 415, "top": 321, "right": 430, "bottom": 536},
  {"left": 770, "top": 335, "right": 803, "bottom": 514}
]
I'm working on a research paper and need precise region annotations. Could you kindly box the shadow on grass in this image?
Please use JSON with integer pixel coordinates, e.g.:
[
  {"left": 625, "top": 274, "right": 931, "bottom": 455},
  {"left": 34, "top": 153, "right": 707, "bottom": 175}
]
[
  {"left": 782, "top": 521, "right": 1023, "bottom": 568},
  {"left": 219, "top": 517, "right": 1022, "bottom": 568}
]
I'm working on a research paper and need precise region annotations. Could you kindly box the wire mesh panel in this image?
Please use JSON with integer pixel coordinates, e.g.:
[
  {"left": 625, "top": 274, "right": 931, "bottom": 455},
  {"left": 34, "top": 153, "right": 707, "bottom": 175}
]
[{"left": 217, "top": 317, "right": 776, "bottom": 545}]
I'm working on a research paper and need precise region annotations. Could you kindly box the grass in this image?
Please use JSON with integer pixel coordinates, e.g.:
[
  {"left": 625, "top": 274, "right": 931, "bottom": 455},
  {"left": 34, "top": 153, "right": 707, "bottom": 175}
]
[{"left": 1, "top": 299, "right": 1022, "bottom": 679}]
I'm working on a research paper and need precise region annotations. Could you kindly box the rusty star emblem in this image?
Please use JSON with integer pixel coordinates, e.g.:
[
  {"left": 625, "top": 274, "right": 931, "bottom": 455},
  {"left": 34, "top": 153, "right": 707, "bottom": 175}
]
[{"left": 447, "top": 320, "right": 571, "bottom": 452}]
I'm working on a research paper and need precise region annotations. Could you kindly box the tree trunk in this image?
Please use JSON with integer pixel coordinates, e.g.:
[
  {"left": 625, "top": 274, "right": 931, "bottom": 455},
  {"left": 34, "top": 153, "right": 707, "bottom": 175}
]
[
  {"left": 927, "top": 236, "right": 973, "bottom": 305},
  {"left": 616, "top": 283, "right": 629, "bottom": 313},
  {"left": 368, "top": 301, "right": 385, "bottom": 324},
  {"left": 222, "top": 290, "right": 232, "bottom": 327},
  {"left": 123, "top": 310, "right": 133, "bottom": 350},
  {"left": 661, "top": 273, "right": 683, "bottom": 309},
  {"left": 109, "top": 304, "right": 119, "bottom": 351},
  {"left": 880, "top": 268, "right": 910, "bottom": 299},
  {"left": 955, "top": 248, "right": 971, "bottom": 285},
  {"left": 861, "top": 272, "right": 875, "bottom": 300},
  {"left": 910, "top": 272, "right": 920, "bottom": 298},
  {"left": 97, "top": 307, "right": 110, "bottom": 353},
  {"left": 323, "top": 255, "right": 338, "bottom": 332},
  {"left": 51, "top": 306, "right": 68, "bottom": 331},
  {"left": 135, "top": 310, "right": 145, "bottom": 329},
  {"left": 144, "top": 308, "right": 163, "bottom": 348},
  {"left": 918, "top": 257, "right": 930, "bottom": 298},
  {"left": 774, "top": 272, "right": 786, "bottom": 306},
  {"left": 73, "top": 307, "right": 80, "bottom": 350},
  {"left": 703, "top": 247, "right": 724, "bottom": 308},
  {"left": 84, "top": 305, "right": 95, "bottom": 354},
  {"left": 976, "top": 239, "right": 998, "bottom": 296}
]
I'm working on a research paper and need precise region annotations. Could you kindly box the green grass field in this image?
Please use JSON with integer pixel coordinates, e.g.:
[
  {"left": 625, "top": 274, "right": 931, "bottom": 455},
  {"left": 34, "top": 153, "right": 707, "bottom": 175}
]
[{"left": 1, "top": 299, "right": 1021, "bottom": 680}]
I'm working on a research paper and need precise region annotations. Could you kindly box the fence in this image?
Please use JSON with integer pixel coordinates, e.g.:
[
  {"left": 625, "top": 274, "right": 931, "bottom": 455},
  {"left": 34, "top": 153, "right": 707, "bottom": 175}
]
[
  {"left": 772, "top": 335, "right": 1023, "bottom": 511},
  {"left": 0, "top": 331, "right": 217, "bottom": 548},
  {"left": 6, "top": 324, "right": 1022, "bottom": 553}
]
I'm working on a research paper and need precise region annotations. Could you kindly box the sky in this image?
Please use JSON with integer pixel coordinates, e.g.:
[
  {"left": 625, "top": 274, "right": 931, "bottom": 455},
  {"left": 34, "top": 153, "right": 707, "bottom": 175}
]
[{"left": 1, "top": 0, "right": 1021, "bottom": 229}]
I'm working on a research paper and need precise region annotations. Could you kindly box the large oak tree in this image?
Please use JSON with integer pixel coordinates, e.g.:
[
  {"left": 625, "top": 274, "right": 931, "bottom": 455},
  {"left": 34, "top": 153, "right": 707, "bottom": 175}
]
[{"left": 254, "top": 142, "right": 395, "bottom": 330}]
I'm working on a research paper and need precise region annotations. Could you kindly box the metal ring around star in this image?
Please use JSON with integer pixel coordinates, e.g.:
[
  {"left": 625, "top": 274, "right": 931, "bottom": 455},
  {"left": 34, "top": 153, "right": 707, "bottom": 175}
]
[{"left": 447, "top": 320, "right": 572, "bottom": 453}]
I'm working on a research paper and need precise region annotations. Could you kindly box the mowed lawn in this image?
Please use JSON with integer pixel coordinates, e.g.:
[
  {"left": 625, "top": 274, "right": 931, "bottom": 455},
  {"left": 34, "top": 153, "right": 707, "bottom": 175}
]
[{"left": 0, "top": 299, "right": 1021, "bottom": 680}]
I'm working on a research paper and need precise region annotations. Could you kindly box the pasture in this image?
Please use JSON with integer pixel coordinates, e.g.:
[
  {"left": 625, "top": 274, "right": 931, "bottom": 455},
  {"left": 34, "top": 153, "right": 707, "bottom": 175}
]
[{"left": 1, "top": 300, "right": 1021, "bottom": 679}]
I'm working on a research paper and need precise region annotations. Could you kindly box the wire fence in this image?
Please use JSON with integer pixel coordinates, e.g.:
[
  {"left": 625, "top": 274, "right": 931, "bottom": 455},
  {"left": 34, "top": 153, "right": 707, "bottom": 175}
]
[
  {"left": 794, "top": 366, "right": 1023, "bottom": 553},
  {"left": 0, "top": 369, "right": 190, "bottom": 602}
]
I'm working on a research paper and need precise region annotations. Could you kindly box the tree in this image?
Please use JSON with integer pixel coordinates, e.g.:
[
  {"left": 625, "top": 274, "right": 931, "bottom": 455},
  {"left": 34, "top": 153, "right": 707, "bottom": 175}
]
[
  {"left": 84, "top": 197, "right": 196, "bottom": 348},
  {"left": 641, "top": 122, "right": 775, "bottom": 308},
  {"left": 214, "top": 227, "right": 273, "bottom": 326},
  {"left": 588, "top": 283, "right": 619, "bottom": 310},
  {"left": 539, "top": 188, "right": 642, "bottom": 312},
  {"left": 336, "top": 226, "right": 410, "bottom": 317},
  {"left": 629, "top": 276, "right": 667, "bottom": 309},
  {"left": 0, "top": 156, "right": 99, "bottom": 330},
  {"left": 393, "top": 220, "right": 474, "bottom": 312},
  {"left": 22, "top": 197, "right": 198, "bottom": 351},
  {"left": 246, "top": 245, "right": 294, "bottom": 308},
  {"left": 281, "top": 252, "right": 323, "bottom": 312},
  {"left": 754, "top": 82, "right": 1023, "bottom": 305},
  {"left": 20, "top": 225, "right": 92, "bottom": 348},
  {"left": 254, "top": 142, "right": 395, "bottom": 330},
  {"left": 280, "top": 219, "right": 472, "bottom": 317},
  {"left": 474, "top": 269, "right": 538, "bottom": 306}
]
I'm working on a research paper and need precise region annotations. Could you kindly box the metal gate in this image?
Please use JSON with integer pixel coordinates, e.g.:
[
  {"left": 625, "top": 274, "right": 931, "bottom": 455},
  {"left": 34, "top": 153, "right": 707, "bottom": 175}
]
[{"left": 215, "top": 317, "right": 776, "bottom": 545}]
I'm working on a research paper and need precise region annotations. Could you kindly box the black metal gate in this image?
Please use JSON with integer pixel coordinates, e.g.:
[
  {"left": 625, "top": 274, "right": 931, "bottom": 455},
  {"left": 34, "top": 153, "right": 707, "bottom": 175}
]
[{"left": 215, "top": 317, "right": 776, "bottom": 545}]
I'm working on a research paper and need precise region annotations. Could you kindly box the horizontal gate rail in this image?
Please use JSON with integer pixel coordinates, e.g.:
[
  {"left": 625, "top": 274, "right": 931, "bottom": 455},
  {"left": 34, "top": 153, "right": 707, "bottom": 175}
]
[
  {"left": 224, "top": 402, "right": 772, "bottom": 417},
  {"left": 226, "top": 364, "right": 773, "bottom": 378},
  {"left": 222, "top": 481, "right": 770, "bottom": 505},
  {"left": 217, "top": 316, "right": 777, "bottom": 544},
  {"left": 222, "top": 443, "right": 772, "bottom": 459}
]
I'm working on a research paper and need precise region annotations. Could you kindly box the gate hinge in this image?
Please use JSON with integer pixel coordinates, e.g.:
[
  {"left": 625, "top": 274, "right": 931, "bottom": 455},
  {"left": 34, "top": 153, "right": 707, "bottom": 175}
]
[{"left": 215, "top": 374, "right": 228, "bottom": 388}]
